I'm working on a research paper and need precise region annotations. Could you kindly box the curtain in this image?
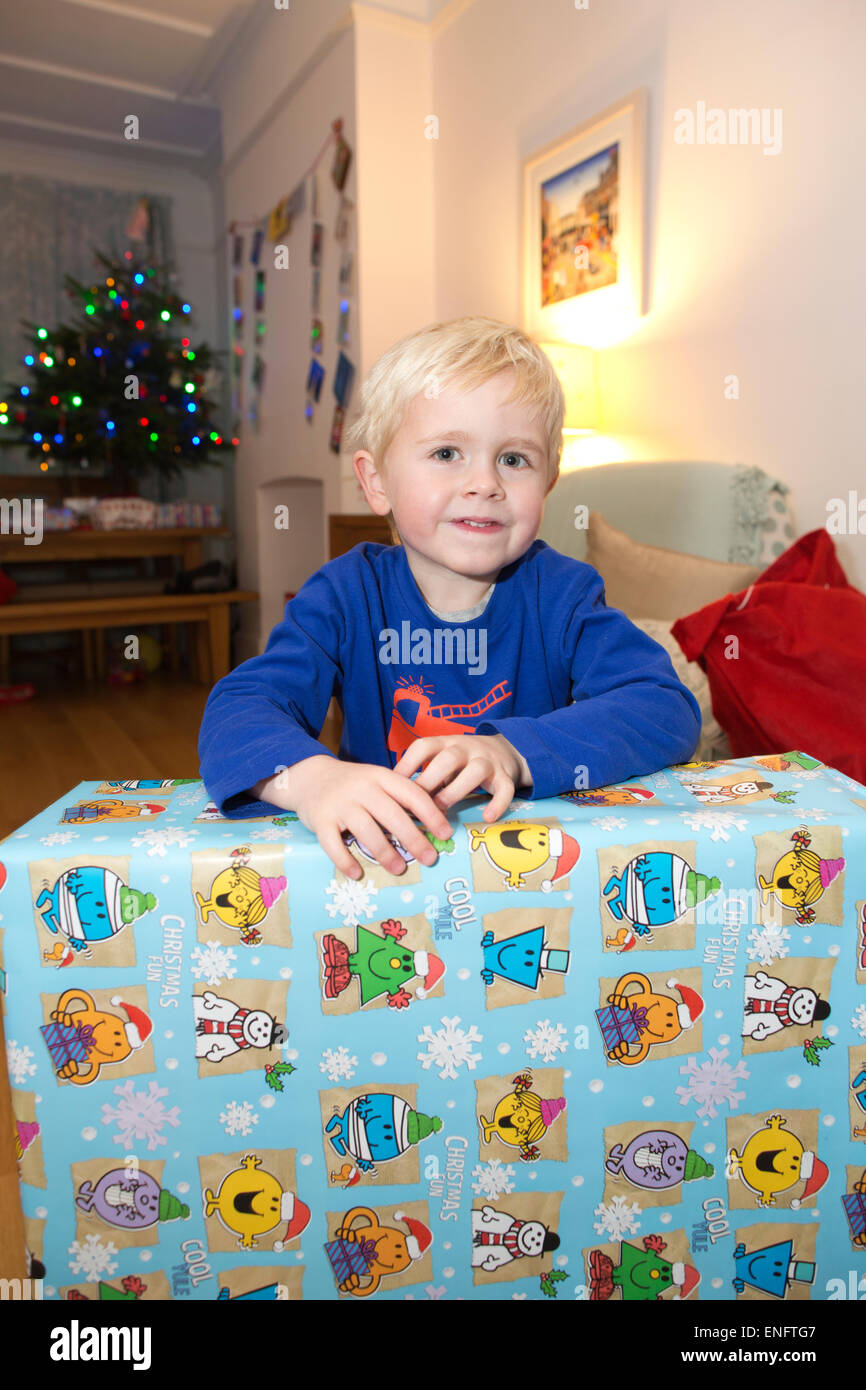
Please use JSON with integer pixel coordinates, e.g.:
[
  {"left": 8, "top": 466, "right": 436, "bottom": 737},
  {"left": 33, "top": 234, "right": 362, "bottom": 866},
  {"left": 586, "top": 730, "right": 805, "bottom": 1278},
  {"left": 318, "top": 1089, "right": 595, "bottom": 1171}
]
[{"left": 0, "top": 174, "right": 174, "bottom": 469}]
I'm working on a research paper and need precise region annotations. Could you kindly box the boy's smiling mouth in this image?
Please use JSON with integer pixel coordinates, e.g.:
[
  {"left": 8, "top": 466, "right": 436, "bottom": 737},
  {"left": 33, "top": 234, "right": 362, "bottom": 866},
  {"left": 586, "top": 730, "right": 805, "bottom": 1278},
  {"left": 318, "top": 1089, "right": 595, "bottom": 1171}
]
[{"left": 451, "top": 517, "right": 504, "bottom": 531}]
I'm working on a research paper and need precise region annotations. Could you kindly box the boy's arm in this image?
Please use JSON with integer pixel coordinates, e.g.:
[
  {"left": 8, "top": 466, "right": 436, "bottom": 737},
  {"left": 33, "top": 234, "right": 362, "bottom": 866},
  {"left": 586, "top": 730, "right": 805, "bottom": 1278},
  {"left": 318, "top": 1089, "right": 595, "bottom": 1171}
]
[
  {"left": 198, "top": 570, "right": 342, "bottom": 817},
  {"left": 475, "top": 569, "right": 701, "bottom": 799}
]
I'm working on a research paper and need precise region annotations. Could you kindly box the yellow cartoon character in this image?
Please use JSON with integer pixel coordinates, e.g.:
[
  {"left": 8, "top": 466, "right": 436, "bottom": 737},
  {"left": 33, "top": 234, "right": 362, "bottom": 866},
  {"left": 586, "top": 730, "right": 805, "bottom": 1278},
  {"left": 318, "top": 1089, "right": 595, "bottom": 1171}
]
[
  {"left": 478, "top": 1071, "right": 566, "bottom": 1161},
  {"left": 469, "top": 822, "right": 579, "bottom": 891},
  {"left": 727, "top": 1114, "right": 828, "bottom": 1208},
  {"left": 758, "top": 828, "right": 844, "bottom": 925},
  {"left": 195, "top": 847, "right": 286, "bottom": 946},
  {"left": 203, "top": 1153, "right": 310, "bottom": 1250},
  {"left": 596, "top": 973, "right": 704, "bottom": 1066}
]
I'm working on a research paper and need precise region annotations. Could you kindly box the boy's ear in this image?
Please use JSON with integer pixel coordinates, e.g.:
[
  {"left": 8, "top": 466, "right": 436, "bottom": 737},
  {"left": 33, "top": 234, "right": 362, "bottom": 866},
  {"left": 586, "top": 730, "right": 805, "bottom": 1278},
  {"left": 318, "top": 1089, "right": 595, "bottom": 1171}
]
[{"left": 353, "top": 450, "right": 391, "bottom": 517}]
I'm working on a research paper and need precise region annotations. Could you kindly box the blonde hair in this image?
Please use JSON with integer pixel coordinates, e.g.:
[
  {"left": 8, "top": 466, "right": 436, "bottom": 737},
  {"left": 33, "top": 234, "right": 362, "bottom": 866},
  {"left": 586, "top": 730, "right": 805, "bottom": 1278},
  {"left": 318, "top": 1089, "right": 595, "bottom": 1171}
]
[{"left": 344, "top": 316, "right": 565, "bottom": 544}]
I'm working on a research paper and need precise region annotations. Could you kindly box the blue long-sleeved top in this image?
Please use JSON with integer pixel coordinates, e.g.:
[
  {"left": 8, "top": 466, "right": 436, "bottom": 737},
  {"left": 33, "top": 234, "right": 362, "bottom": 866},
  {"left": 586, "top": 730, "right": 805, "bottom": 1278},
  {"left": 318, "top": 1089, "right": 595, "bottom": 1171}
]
[{"left": 199, "top": 539, "right": 701, "bottom": 817}]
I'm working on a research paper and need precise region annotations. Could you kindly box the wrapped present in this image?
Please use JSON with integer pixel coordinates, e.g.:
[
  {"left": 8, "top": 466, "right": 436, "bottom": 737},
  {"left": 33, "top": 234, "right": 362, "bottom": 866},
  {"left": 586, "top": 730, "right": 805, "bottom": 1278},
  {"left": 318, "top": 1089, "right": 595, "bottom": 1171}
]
[
  {"left": 40, "top": 1018, "right": 96, "bottom": 1071},
  {"left": 324, "top": 1235, "right": 376, "bottom": 1285},
  {"left": 595, "top": 1001, "right": 645, "bottom": 1052}
]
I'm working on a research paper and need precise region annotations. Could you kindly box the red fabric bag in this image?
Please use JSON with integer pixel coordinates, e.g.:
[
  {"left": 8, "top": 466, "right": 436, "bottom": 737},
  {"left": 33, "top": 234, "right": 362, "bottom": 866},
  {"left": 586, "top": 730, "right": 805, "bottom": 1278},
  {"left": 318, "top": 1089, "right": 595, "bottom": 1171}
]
[{"left": 672, "top": 529, "right": 866, "bottom": 782}]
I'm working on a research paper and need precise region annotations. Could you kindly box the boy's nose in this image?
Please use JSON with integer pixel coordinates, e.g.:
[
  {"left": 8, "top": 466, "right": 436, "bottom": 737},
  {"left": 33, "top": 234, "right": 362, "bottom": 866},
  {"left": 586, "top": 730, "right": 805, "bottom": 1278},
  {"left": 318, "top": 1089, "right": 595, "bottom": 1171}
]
[{"left": 461, "top": 463, "right": 505, "bottom": 496}]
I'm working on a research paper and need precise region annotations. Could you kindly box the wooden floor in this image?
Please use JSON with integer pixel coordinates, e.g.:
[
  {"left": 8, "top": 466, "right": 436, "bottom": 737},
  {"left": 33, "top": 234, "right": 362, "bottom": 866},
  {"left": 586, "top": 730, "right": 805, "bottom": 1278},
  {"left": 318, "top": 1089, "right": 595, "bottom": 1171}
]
[{"left": 0, "top": 673, "right": 342, "bottom": 1278}]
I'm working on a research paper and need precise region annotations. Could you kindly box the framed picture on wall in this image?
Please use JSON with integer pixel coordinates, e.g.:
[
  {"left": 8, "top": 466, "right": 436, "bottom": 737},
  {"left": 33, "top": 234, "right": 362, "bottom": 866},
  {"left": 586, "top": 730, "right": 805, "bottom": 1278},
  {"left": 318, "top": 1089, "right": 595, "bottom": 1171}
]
[{"left": 522, "top": 89, "right": 645, "bottom": 341}]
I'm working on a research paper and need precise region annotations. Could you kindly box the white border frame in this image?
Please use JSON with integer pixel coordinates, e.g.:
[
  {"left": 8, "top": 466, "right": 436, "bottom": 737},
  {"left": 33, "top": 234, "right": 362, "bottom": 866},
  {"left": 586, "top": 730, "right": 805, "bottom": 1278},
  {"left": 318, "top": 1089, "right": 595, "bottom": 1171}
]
[{"left": 522, "top": 89, "right": 646, "bottom": 340}]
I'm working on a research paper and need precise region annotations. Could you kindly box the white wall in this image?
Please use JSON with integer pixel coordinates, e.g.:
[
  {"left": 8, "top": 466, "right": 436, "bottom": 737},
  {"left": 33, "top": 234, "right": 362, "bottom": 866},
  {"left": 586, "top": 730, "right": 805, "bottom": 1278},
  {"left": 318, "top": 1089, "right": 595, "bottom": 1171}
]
[{"left": 430, "top": 0, "right": 866, "bottom": 589}]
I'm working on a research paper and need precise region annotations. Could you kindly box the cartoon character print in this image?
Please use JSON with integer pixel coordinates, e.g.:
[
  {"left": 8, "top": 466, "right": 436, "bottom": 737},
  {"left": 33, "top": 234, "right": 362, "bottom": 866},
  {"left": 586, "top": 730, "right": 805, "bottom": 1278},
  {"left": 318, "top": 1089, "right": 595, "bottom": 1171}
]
[
  {"left": 37, "top": 866, "right": 157, "bottom": 952},
  {"left": 76, "top": 1166, "right": 189, "bottom": 1230},
  {"left": 602, "top": 851, "right": 720, "bottom": 936},
  {"left": 853, "top": 1066, "right": 866, "bottom": 1134},
  {"left": 40, "top": 990, "right": 153, "bottom": 1083},
  {"left": 588, "top": 1233, "right": 699, "bottom": 1301},
  {"left": 758, "top": 828, "right": 844, "bottom": 924},
  {"left": 842, "top": 1169, "right": 866, "bottom": 1248},
  {"left": 325, "top": 1207, "right": 433, "bottom": 1297},
  {"left": 96, "top": 779, "right": 198, "bottom": 792},
  {"left": 480, "top": 924, "right": 570, "bottom": 990},
  {"left": 325, "top": 1093, "right": 442, "bottom": 1173},
  {"left": 750, "top": 752, "right": 823, "bottom": 774},
  {"left": 678, "top": 776, "right": 794, "bottom": 806},
  {"left": 732, "top": 1239, "right": 816, "bottom": 1297},
  {"left": 322, "top": 918, "right": 445, "bottom": 1009},
  {"left": 195, "top": 846, "right": 286, "bottom": 947},
  {"left": 470, "top": 822, "right": 579, "bottom": 891},
  {"left": 193, "top": 990, "right": 287, "bottom": 1062},
  {"left": 478, "top": 1072, "right": 565, "bottom": 1161},
  {"left": 742, "top": 970, "right": 830, "bottom": 1042},
  {"left": 203, "top": 1154, "right": 310, "bottom": 1250},
  {"left": 60, "top": 799, "right": 166, "bottom": 824},
  {"left": 596, "top": 973, "right": 704, "bottom": 1066},
  {"left": 386, "top": 675, "right": 510, "bottom": 760},
  {"left": 727, "top": 1114, "right": 829, "bottom": 1208},
  {"left": 471, "top": 1205, "right": 560, "bottom": 1270},
  {"left": 605, "top": 1130, "right": 713, "bottom": 1190},
  {"left": 558, "top": 784, "right": 655, "bottom": 807}
]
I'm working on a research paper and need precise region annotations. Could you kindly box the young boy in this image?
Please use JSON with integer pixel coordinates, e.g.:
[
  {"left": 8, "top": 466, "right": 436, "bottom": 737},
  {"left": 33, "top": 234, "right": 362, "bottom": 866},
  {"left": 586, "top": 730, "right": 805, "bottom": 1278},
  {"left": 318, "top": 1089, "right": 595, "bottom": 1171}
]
[{"left": 199, "top": 316, "right": 701, "bottom": 879}]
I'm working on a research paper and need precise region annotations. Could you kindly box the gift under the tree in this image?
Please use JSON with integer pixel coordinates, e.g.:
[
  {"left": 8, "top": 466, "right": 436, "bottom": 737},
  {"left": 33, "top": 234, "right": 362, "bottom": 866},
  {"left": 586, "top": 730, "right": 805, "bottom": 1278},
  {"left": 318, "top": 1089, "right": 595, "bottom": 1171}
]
[{"left": 2, "top": 751, "right": 866, "bottom": 1302}]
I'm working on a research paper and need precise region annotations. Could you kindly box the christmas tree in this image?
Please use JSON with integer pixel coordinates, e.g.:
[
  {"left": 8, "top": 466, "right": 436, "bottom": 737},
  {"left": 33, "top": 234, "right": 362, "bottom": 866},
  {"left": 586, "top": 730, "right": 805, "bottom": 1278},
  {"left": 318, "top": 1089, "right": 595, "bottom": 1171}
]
[{"left": 0, "top": 248, "right": 235, "bottom": 492}]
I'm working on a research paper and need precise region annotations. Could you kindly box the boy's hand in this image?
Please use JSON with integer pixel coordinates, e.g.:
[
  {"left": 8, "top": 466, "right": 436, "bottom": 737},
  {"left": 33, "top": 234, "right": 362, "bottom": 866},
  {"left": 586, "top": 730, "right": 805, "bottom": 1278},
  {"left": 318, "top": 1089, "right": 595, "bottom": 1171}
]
[
  {"left": 266, "top": 756, "right": 452, "bottom": 880},
  {"left": 392, "top": 733, "right": 530, "bottom": 823}
]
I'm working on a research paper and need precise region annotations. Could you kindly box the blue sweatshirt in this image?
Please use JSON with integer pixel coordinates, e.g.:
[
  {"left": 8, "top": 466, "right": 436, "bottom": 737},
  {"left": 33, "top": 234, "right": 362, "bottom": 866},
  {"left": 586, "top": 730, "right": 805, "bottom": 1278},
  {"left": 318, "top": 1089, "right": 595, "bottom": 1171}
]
[{"left": 199, "top": 539, "right": 701, "bottom": 817}]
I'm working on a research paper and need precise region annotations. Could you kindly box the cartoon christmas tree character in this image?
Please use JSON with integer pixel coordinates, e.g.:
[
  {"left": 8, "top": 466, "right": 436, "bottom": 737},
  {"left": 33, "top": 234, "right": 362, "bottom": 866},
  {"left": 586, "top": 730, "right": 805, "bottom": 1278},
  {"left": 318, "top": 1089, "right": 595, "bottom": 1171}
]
[
  {"left": 321, "top": 918, "right": 445, "bottom": 1008},
  {"left": 589, "top": 1233, "right": 699, "bottom": 1301}
]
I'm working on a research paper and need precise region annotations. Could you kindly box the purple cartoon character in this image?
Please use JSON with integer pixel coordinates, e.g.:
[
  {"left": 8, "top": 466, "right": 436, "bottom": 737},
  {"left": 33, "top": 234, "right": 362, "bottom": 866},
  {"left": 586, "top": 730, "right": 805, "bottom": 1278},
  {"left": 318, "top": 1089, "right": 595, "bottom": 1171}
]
[
  {"left": 605, "top": 1129, "right": 714, "bottom": 1191},
  {"left": 76, "top": 1166, "right": 189, "bottom": 1229}
]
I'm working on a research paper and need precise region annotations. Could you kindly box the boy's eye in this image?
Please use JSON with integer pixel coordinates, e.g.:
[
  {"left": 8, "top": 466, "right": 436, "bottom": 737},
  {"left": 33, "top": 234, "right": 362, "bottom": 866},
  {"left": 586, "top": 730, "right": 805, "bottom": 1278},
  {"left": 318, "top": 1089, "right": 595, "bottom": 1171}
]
[
  {"left": 432, "top": 447, "right": 458, "bottom": 461},
  {"left": 500, "top": 452, "right": 529, "bottom": 468}
]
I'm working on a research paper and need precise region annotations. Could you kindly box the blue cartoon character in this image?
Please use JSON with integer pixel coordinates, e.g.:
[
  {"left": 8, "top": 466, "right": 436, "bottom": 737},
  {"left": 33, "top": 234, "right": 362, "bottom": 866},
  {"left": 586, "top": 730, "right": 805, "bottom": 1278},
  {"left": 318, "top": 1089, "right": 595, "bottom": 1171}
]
[
  {"left": 602, "top": 852, "right": 720, "bottom": 936},
  {"left": 325, "top": 1093, "right": 442, "bottom": 1173},
  {"left": 480, "top": 924, "right": 570, "bottom": 990},
  {"left": 37, "top": 866, "right": 157, "bottom": 952},
  {"left": 732, "top": 1238, "right": 816, "bottom": 1297}
]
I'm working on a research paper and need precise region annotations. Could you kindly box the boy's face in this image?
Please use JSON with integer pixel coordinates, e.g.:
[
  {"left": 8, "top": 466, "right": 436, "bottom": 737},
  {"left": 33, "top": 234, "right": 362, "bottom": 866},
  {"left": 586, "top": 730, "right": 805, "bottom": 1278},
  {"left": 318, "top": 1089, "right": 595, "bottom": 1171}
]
[{"left": 354, "top": 370, "right": 556, "bottom": 604}]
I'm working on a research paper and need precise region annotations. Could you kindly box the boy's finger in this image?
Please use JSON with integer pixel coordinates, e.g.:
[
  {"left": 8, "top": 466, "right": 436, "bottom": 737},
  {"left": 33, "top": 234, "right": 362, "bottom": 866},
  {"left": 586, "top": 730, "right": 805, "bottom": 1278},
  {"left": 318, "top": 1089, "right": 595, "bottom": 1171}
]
[
  {"left": 348, "top": 810, "right": 406, "bottom": 876},
  {"left": 482, "top": 774, "right": 516, "bottom": 822},
  {"left": 321, "top": 829, "right": 364, "bottom": 879},
  {"left": 369, "top": 798, "right": 439, "bottom": 867},
  {"left": 433, "top": 758, "right": 491, "bottom": 809},
  {"left": 387, "top": 774, "right": 452, "bottom": 840},
  {"left": 392, "top": 740, "right": 438, "bottom": 776}
]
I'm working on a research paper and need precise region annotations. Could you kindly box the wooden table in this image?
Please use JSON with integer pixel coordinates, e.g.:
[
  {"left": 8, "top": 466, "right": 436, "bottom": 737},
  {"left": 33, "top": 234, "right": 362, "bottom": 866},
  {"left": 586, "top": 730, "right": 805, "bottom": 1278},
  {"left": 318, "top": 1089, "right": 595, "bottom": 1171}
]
[{"left": 0, "top": 525, "right": 229, "bottom": 569}]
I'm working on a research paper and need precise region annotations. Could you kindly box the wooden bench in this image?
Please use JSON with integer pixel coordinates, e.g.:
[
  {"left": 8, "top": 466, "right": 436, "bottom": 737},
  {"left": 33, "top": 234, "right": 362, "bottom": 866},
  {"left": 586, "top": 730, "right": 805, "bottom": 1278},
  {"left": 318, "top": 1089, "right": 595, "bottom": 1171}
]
[{"left": 0, "top": 589, "right": 258, "bottom": 686}]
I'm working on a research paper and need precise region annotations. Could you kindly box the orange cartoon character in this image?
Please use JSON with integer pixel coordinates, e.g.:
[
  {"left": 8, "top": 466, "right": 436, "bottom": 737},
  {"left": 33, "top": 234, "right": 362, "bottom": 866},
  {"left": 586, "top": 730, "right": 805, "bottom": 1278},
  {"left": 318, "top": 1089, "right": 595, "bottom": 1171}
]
[
  {"left": 758, "top": 828, "right": 844, "bottom": 925},
  {"left": 195, "top": 847, "right": 286, "bottom": 947},
  {"left": 61, "top": 799, "right": 166, "bottom": 824},
  {"left": 478, "top": 1072, "right": 566, "bottom": 1161},
  {"left": 39, "top": 990, "right": 153, "bottom": 1084},
  {"left": 595, "top": 973, "right": 704, "bottom": 1066},
  {"left": 325, "top": 1207, "right": 433, "bottom": 1297}
]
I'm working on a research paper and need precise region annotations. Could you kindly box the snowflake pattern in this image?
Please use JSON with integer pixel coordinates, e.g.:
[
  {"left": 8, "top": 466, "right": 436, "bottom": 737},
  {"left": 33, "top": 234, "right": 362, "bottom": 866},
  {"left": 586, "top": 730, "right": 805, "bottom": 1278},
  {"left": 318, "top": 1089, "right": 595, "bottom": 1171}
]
[
  {"left": 593, "top": 1194, "right": 642, "bottom": 1239},
  {"left": 129, "top": 825, "right": 198, "bottom": 857},
  {"left": 591, "top": 816, "right": 628, "bottom": 832},
  {"left": 678, "top": 809, "right": 749, "bottom": 842},
  {"left": 189, "top": 940, "right": 238, "bottom": 986},
  {"left": 320, "top": 1045, "right": 358, "bottom": 1083},
  {"left": 246, "top": 827, "right": 294, "bottom": 842},
  {"left": 675, "top": 1047, "right": 749, "bottom": 1119},
  {"left": 100, "top": 1079, "right": 181, "bottom": 1151},
  {"left": 7, "top": 1039, "right": 37, "bottom": 1085},
  {"left": 471, "top": 1159, "right": 516, "bottom": 1200},
  {"left": 220, "top": 1100, "right": 259, "bottom": 1137},
  {"left": 39, "top": 830, "right": 80, "bottom": 847},
  {"left": 524, "top": 1019, "right": 569, "bottom": 1063},
  {"left": 175, "top": 787, "right": 208, "bottom": 808},
  {"left": 745, "top": 923, "right": 791, "bottom": 966},
  {"left": 793, "top": 806, "right": 830, "bottom": 822},
  {"left": 324, "top": 875, "right": 380, "bottom": 928},
  {"left": 852, "top": 1004, "right": 866, "bottom": 1040},
  {"left": 417, "top": 1016, "right": 483, "bottom": 1080},
  {"left": 68, "top": 1234, "right": 119, "bottom": 1281}
]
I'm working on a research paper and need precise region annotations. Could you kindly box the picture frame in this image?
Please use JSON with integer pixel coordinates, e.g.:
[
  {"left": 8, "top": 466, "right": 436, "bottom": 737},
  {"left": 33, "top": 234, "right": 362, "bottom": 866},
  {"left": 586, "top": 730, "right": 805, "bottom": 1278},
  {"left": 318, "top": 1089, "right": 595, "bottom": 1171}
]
[{"left": 522, "top": 89, "right": 645, "bottom": 340}]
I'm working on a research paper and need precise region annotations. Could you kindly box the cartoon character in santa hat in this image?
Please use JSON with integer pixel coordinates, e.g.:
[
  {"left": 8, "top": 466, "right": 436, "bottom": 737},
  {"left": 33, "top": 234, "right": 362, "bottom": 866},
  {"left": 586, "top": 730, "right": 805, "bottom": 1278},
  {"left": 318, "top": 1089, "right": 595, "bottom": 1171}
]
[
  {"left": 589, "top": 1233, "right": 700, "bottom": 1301},
  {"left": 596, "top": 973, "right": 704, "bottom": 1066},
  {"left": 203, "top": 1153, "right": 310, "bottom": 1251},
  {"left": 193, "top": 989, "right": 287, "bottom": 1062},
  {"left": 727, "top": 1114, "right": 829, "bottom": 1208},
  {"left": 40, "top": 989, "right": 154, "bottom": 1084},
  {"left": 742, "top": 969, "right": 831, "bottom": 1042},
  {"left": 321, "top": 917, "right": 445, "bottom": 1009},
  {"left": 325, "top": 1207, "right": 433, "bottom": 1297},
  {"left": 469, "top": 821, "right": 580, "bottom": 891},
  {"left": 471, "top": 1204, "right": 560, "bottom": 1270}
]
